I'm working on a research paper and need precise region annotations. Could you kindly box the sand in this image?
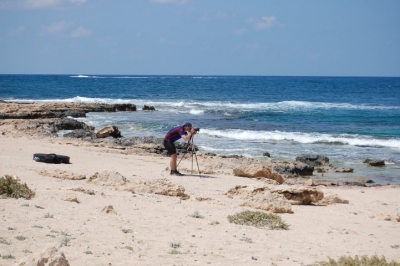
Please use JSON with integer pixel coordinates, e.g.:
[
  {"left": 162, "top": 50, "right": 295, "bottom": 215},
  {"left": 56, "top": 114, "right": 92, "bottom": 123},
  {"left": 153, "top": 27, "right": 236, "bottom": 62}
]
[{"left": 0, "top": 134, "right": 399, "bottom": 266}]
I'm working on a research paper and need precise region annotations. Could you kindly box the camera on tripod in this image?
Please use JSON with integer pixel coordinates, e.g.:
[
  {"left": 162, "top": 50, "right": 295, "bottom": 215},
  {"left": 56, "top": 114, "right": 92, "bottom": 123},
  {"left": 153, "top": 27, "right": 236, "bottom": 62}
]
[{"left": 194, "top": 127, "right": 200, "bottom": 132}]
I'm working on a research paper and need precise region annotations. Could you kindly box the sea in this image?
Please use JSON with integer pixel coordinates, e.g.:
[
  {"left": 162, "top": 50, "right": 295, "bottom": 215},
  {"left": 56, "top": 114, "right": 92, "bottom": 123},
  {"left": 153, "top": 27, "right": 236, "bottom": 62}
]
[{"left": 1, "top": 74, "right": 399, "bottom": 185}]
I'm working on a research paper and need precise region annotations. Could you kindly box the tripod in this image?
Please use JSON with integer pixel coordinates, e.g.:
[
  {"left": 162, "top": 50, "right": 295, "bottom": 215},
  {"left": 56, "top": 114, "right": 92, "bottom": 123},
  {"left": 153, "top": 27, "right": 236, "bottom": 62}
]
[{"left": 177, "top": 135, "right": 201, "bottom": 176}]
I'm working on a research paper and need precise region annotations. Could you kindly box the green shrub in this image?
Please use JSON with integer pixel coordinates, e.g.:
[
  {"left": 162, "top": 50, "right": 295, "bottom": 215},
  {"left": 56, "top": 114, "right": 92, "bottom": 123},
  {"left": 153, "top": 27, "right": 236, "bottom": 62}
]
[
  {"left": 314, "top": 255, "right": 400, "bottom": 266},
  {"left": 0, "top": 175, "right": 35, "bottom": 199},
  {"left": 228, "top": 210, "right": 289, "bottom": 230}
]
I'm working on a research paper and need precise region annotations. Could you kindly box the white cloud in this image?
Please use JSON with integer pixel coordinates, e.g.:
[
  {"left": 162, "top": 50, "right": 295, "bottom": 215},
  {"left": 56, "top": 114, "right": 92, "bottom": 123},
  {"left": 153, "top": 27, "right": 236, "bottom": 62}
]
[
  {"left": 70, "top": 26, "right": 91, "bottom": 38},
  {"left": 254, "top": 16, "right": 276, "bottom": 30},
  {"left": 40, "top": 20, "right": 69, "bottom": 35},
  {"left": 150, "top": 0, "right": 189, "bottom": 4}
]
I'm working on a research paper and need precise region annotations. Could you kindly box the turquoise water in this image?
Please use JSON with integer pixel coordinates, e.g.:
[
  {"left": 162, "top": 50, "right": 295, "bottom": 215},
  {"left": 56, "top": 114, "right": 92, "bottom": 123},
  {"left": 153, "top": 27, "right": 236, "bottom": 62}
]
[{"left": 1, "top": 75, "right": 399, "bottom": 184}]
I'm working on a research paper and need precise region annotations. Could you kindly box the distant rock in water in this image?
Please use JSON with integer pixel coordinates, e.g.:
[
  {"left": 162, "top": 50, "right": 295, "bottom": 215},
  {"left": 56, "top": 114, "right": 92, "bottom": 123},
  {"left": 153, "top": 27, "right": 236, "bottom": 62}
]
[
  {"left": 142, "top": 105, "right": 156, "bottom": 111},
  {"left": 363, "top": 158, "right": 385, "bottom": 167}
]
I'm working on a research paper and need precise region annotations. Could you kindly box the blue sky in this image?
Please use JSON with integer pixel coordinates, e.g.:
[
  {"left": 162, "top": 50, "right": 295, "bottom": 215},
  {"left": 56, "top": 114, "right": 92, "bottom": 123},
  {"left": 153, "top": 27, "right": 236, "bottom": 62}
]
[{"left": 1, "top": 0, "right": 399, "bottom": 76}]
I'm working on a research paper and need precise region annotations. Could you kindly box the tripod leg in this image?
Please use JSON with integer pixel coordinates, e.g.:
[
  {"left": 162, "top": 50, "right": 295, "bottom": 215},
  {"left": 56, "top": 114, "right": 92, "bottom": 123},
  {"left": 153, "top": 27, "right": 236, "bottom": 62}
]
[{"left": 193, "top": 152, "right": 201, "bottom": 177}]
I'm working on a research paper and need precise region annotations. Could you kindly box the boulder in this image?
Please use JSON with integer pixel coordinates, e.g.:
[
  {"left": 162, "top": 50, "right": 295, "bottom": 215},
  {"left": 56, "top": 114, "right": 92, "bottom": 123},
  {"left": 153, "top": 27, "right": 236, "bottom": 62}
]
[
  {"left": 363, "top": 158, "right": 385, "bottom": 166},
  {"left": 96, "top": 125, "right": 121, "bottom": 138},
  {"left": 233, "top": 164, "right": 285, "bottom": 184},
  {"left": 143, "top": 105, "right": 156, "bottom": 111}
]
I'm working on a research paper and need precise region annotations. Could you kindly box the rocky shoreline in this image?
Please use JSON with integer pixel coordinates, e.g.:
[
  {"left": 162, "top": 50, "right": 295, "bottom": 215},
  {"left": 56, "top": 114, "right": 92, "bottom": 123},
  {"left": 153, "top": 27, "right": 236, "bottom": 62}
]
[{"left": 0, "top": 101, "right": 392, "bottom": 187}]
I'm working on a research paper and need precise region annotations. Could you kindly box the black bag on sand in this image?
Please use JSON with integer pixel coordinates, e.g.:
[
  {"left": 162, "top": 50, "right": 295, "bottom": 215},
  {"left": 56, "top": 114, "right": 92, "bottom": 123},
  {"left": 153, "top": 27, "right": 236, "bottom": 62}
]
[{"left": 33, "top": 153, "right": 70, "bottom": 164}]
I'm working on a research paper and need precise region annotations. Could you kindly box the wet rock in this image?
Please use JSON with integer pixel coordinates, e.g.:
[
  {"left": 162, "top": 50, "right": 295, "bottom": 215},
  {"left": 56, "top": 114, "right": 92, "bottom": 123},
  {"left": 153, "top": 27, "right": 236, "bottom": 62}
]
[
  {"left": 273, "top": 162, "right": 314, "bottom": 176},
  {"left": 96, "top": 125, "right": 122, "bottom": 138},
  {"left": 143, "top": 105, "right": 156, "bottom": 111},
  {"left": 296, "top": 155, "right": 330, "bottom": 167},
  {"left": 64, "top": 129, "right": 95, "bottom": 139},
  {"left": 363, "top": 158, "right": 385, "bottom": 166},
  {"left": 55, "top": 117, "right": 94, "bottom": 131}
]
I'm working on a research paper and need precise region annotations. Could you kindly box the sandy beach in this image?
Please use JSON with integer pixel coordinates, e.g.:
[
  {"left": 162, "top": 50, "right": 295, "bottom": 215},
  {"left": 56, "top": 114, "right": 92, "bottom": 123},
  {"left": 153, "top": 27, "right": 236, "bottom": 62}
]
[{"left": 1, "top": 120, "right": 400, "bottom": 265}]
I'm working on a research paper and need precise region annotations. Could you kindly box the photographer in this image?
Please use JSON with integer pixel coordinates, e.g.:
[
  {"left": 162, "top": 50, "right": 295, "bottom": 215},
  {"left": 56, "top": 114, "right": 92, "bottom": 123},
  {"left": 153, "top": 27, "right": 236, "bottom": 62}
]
[{"left": 164, "top": 122, "right": 197, "bottom": 176}]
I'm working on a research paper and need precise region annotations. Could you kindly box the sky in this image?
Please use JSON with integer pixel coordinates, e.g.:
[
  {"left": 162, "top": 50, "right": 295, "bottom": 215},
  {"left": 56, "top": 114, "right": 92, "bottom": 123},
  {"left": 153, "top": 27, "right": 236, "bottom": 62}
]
[{"left": 0, "top": 0, "right": 399, "bottom": 76}]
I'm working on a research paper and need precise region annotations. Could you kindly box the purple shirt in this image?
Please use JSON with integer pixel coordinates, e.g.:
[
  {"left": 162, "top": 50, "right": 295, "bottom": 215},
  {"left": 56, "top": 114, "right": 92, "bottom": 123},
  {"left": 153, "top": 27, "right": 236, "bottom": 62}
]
[{"left": 164, "top": 126, "right": 187, "bottom": 143}]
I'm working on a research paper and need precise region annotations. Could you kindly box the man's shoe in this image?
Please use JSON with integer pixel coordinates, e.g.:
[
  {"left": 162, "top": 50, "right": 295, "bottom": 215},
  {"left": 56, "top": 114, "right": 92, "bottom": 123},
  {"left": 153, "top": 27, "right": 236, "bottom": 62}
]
[{"left": 170, "top": 170, "right": 183, "bottom": 176}]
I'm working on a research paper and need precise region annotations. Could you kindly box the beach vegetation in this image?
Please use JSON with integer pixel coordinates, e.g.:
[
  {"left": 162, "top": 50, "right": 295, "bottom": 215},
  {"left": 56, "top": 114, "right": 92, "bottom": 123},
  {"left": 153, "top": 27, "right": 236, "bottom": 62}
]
[
  {"left": 189, "top": 211, "right": 204, "bottom": 219},
  {"left": 0, "top": 175, "right": 35, "bottom": 199},
  {"left": 0, "top": 237, "right": 11, "bottom": 245},
  {"left": 8, "top": 227, "right": 16, "bottom": 230},
  {"left": 59, "top": 236, "right": 70, "bottom": 247},
  {"left": 314, "top": 255, "right": 400, "bottom": 266},
  {"left": 84, "top": 251, "right": 93, "bottom": 255},
  {"left": 228, "top": 210, "right": 289, "bottom": 230},
  {"left": 43, "top": 213, "right": 54, "bottom": 218},
  {"left": 2, "top": 254, "right": 15, "bottom": 260},
  {"left": 15, "top": 235, "right": 26, "bottom": 241},
  {"left": 32, "top": 225, "right": 43, "bottom": 229},
  {"left": 169, "top": 249, "right": 181, "bottom": 255}
]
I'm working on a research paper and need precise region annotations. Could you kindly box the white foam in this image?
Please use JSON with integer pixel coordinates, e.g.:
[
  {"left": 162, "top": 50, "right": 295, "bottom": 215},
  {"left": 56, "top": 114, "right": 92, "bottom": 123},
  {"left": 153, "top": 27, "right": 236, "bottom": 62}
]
[{"left": 200, "top": 128, "right": 400, "bottom": 150}]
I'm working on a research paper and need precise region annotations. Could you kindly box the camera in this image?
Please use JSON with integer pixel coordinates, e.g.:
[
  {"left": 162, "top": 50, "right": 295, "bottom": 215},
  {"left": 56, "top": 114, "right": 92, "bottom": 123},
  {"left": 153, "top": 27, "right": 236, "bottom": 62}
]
[{"left": 194, "top": 127, "right": 200, "bottom": 132}]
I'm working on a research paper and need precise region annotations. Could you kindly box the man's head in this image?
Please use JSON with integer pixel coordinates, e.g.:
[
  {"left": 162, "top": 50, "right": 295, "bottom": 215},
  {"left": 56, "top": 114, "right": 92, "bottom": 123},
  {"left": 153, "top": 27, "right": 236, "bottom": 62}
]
[{"left": 182, "top": 122, "right": 192, "bottom": 130}]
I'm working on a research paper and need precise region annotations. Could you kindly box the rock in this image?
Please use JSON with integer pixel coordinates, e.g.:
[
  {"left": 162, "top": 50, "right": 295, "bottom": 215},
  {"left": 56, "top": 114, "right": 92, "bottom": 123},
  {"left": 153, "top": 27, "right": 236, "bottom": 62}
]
[
  {"left": 96, "top": 125, "right": 121, "bottom": 138},
  {"left": 226, "top": 185, "right": 324, "bottom": 213},
  {"left": 102, "top": 205, "right": 117, "bottom": 215},
  {"left": 363, "top": 158, "right": 385, "bottom": 166},
  {"left": 143, "top": 105, "right": 156, "bottom": 111},
  {"left": 18, "top": 245, "right": 70, "bottom": 266},
  {"left": 273, "top": 161, "right": 314, "bottom": 176},
  {"left": 226, "top": 185, "right": 293, "bottom": 213},
  {"left": 64, "top": 129, "right": 95, "bottom": 139},
  {"left": 318, "top": 194, "right": 349, "bottom": 204},
  {"left": 269, "top": 185, "right": 324, "bottom": 205},
  {"left": 304, "top": 178, "right": 314, "bottom": 186},
  {"left": 334, "top": 167, "right": 354, "bottom": 173},
  {"left": 296, "top": 155, "right": 330, "bottom": 167},
  {"left": 263, "top": 152, "right": 270, "bottom": 157},
  {"left": 55, "top": 118, "right": 94, "bottom": 131},
  {"left": 233, "top": 164, "right": 285, "bottom": 184}
]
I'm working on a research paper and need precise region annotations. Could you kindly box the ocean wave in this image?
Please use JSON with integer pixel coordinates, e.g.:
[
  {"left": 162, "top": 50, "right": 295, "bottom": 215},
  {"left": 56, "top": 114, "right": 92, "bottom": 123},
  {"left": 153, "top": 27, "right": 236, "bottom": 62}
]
[
  {"left": 9, "top": 97, "right": 399, "bottom": 111},
  {"left": 200, "top": 129, "right": 400, "bottom": 150}
]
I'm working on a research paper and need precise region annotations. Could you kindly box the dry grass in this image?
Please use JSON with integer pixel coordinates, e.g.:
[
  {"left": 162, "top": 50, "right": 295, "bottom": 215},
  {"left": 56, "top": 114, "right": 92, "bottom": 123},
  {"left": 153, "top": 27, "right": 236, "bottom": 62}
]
[
  {"left": 228, "top": 210, "right": 289, "bottom": 230},
  {"left": 0, "top": 175, "right": 35, "bottom": 199},
  {"left": 314, "top": 255, "right": 400, "bottom": 266}
]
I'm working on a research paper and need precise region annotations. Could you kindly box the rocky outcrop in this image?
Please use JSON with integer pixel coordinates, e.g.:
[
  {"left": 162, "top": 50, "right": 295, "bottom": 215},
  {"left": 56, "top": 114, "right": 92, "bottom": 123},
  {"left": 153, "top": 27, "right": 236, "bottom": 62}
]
[
  {"left": 226, "top": 185, "right": 324, "bottom": 213},
  {"left": 0, "top": 102, "right": 137, "bottom": 119},
  {"left": 296, "top": 155, "right": 330, "bottom": 167},
  {"left": 273, "top": 161, "right": 314, "bottom": 176},
  {"left": 233, "top": 164, "right": 285, "bottom": 184},
  {"left": 269, "top": 185, "right": 324, "bottom": 205}
]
